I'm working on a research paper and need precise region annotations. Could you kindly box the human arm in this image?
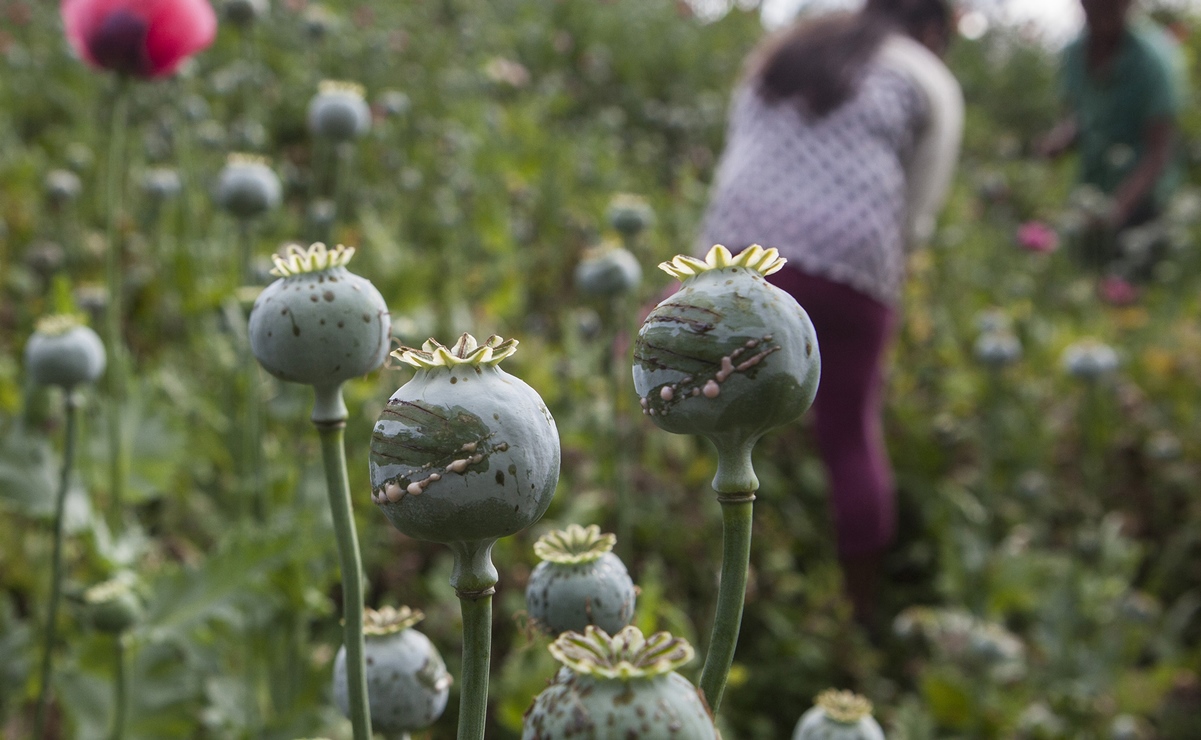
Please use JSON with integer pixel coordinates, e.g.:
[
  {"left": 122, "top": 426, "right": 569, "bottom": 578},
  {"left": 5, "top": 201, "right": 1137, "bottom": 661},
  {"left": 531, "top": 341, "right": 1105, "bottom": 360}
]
[
  {"left": 879, "top": 35, "right": 964, "bottom": 247},
  {"left": 1036, "top": 115, "right": 1078, "bottom": 159},
  {"left": 1107, "top": 116, "right": 1175, "bottom": 226}
]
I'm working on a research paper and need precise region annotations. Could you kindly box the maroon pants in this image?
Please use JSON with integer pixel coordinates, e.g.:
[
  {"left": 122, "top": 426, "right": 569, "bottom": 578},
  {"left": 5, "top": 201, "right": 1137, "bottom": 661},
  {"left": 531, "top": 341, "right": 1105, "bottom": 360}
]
[{"left": 768, "top": 266, "right": 897, "bottom": 558}]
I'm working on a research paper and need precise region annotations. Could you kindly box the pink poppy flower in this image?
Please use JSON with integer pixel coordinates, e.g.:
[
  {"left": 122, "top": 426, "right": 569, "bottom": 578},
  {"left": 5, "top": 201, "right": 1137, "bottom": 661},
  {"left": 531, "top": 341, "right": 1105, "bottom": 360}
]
[
  {"left": 1098, "top": 275, "right": 1139, "bottom": 306},
  {"left": 61, "top": 0, "right": 217, "bottom": 78},
  {"left": 1016, "top": 221, "right": 1059, "bottom": 253}
]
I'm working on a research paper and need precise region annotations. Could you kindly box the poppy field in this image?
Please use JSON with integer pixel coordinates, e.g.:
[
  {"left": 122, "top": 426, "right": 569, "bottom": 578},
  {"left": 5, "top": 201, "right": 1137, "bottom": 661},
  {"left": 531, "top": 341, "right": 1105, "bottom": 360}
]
[{"left": 3, "top": 1, "right": 1201, "bottom": 738}]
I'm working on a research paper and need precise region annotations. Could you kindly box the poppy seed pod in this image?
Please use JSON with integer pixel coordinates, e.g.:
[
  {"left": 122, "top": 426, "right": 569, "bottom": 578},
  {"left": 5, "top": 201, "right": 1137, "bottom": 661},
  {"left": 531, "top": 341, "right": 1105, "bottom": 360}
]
[
  {"left": 974, "top": 330, "right": 1022, "bottom": 367},
  {"left": 606, "top": 193, "right": 655, "bottom": 238},
  {"left": 376, "top": 89, "right": 411, "bottom": 118},
  {"left": 302, "top": 4, "right": 338, "bottom": 39},
  {"left": 633, "top": 244, "right": 820, "bottom": 491},
  {"left": 60, "top": 0, "right": 217, "bottom": 78},
  {"left": 66, "top": 143, "right": 94, "bottom": 173},
  {"left": 526, "top": 524, "right": 636, "bottom": 636},
  {"left": 792, "top": 690, "right": 885, "bottom": 740},
  {"left": 308, "top": 81, "right": 371, "bottom": 142},
  {"left": 44, "top": 169, "right": 82, "bottom": 206},
  {"left": 25, "top": 241, "right": 66, "bottom": 278},
  {"left": 573, "top": 244, "right": 642, "bottom": 298},
  {"left": 83, "top": 576, "right": 142, "bottom": 635},
  {"left": 332, "top": 606, "right": 451, "bottom": 734},
  {"left": 221, "top": 0, "right": 267, "bottom": 26},
  {"left": 215, "top": 154, "right": 282, "bottom": 220},
  {"left": 522, "top": 626, "right": 718, "bottom": 739},
  {"left": 25, "top": 315, "right": 106, "bottom": 389},
  {"left": 370, "top": 334, "right": 560, "bottom": 547},
  {"left": 1061, "top": 339, "right": 1119, "bottom": 380},
  {"left": 248, "top": 243, "right": 391, "bottom": 421},
  {"left": 140, "top": 167, "right": 182, "bottom": 202}
]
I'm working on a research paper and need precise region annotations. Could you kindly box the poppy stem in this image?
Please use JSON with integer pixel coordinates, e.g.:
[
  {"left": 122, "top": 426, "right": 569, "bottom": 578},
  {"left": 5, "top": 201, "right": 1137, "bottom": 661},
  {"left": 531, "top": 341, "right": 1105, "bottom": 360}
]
[
  {"left": 110, "top": 634, "right": 127, "bottom": 740},
  {"left": 698, "top": 492, "right": 754, "bottom": 715},
  {"left": 235, "top": 221, "right": 265, "bottom": 521},
  {"left": 607, "top": 294, "right": 633, "bottom": 558},
  {"left": 104, "top": 77, "right": 130, "bottom": 534},
  {"left": 314, "top": 390, "right": 372, "bottom": 740},
  {"left": 32, "top": 393, "right": 81, "bottom": 740},
  {"left": 699, "top": 435, "right": 758, "bottom": 714},
  {"left": 449, "top": 539, "right": 498, "bottom": 740}
]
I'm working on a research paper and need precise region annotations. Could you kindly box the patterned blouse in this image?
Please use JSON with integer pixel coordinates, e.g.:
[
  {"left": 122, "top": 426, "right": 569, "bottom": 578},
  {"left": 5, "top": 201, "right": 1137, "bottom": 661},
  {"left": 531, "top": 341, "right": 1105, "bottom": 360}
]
[{"left": 697, "top": 37, "right": 955, "bottom": 307}]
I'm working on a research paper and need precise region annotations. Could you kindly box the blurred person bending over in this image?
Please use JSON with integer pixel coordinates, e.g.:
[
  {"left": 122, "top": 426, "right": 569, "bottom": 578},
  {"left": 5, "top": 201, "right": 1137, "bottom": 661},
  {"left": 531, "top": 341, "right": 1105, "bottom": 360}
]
[
  {"left": 1040, "top": 0, "right": 1187, "bottom": 267},
  {"left": 697, "top": 0, "right": 963, "bottom": 628}
]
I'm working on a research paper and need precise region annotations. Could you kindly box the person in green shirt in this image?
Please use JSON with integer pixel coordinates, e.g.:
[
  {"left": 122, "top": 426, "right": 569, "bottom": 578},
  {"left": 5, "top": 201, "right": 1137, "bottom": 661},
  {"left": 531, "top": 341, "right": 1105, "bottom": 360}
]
[{"left": 1040, "top": 0, "right": 1186, "bottom": 266}]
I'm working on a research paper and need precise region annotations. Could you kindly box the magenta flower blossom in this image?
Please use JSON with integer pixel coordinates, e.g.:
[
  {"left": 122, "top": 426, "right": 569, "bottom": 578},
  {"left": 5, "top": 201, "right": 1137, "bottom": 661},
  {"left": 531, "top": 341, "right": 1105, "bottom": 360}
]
[
  {"left": 1016, "top": 221, "right": 1059, "bottom": 253},
  {"left": 61, "top": 0, "right": 217, "bottom": 78},
  {"left": 1098, "top": 275, "right": 1139, "bottom": 306}
]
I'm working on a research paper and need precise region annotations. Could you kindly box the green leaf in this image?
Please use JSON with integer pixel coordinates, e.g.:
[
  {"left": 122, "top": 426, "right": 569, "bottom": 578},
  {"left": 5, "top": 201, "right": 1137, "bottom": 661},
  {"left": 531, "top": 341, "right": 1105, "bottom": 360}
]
[
  {"left": 921, "top": 671, "right": 975, "bottom": 730},
  {"left": 0, "top": 427, "right": 57, "bottom": 517},
  {"left": 141, "top": 521, "right": 307, "bottom": 637}
]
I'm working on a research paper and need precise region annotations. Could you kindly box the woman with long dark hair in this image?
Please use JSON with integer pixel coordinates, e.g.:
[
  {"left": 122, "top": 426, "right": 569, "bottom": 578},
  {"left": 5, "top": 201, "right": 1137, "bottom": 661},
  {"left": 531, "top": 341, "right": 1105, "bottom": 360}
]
[{"left": 698, "top": 0, "right": 963, "bottom": 627}]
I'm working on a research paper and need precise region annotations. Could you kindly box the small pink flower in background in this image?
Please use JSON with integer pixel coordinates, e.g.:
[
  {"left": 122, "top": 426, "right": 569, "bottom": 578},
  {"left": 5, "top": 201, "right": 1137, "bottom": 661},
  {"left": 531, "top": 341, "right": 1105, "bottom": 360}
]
[
  {"left": 1098, "top": 275, "right": 1139, "bottom": 306},
  {"left": 1016, "top": 221, "right": 1059, "bottom": 253},
  {"left": 61, "top": 0, "right": 217, "bottom": 78}
]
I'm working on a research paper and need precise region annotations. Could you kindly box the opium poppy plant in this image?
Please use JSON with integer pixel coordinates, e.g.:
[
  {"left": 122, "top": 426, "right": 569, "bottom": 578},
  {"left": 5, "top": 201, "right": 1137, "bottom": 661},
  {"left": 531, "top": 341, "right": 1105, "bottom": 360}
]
[{"left": 61, "top": 0, "right": 217, "bottom": 78}]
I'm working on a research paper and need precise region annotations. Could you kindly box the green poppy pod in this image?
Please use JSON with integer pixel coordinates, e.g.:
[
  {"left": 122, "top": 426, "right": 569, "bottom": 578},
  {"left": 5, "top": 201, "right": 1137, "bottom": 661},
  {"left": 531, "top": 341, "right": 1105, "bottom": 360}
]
[
  {"left": 606, "top": 193, "right": 655, "bottom": 238},
  {"left": 792, "top": 690, "right": 885, "bottom": 740},
  {"left": 24, "top": 315, "right": 106, "bottom": 390},
  {"left": 140, "top": 167, "right": 182, "bottom": 202},
  {"left": 84, "top": 576, "right": 142, "bottom": 635},
  {"left": 974, "top": 330, "right": 1022, "bottom": 367},
  {"left": 526, "top": 524, "right": 636, "bottom": 636},
  {"left": 248, "top": 243, "right": 390, "bottom": 420},
  {"left": 215, "top": 153, "right": 282, "bottom": 220},
  {"left": 633, "top": 245, "right": 819, "bottom": 491},
  {"left": 370, "top": 334, "right": 560, "bottom": 546},
  {"left": 308, "top": 81, "right": 371, "bottom": 142},
  {"left": 522, "top": 626, "right": 718, "bottom": 739},
  {"left": 1061, "top": 339, "right": 1119, "bottom": 379},
  {"left": 574, "top": 243, "right": 642, "bottom": 298},
  {"left": 222, "top": 0, "right": 268, "bottom": 26},
  {"left": 332, "top": 606, "right": 451, "bottom": 734},
  {"left": 44, "top": 169, "right": 82, "bottom": 206},
  {"left": 376, "top": 89, "right": 411, "bottom": 118}
]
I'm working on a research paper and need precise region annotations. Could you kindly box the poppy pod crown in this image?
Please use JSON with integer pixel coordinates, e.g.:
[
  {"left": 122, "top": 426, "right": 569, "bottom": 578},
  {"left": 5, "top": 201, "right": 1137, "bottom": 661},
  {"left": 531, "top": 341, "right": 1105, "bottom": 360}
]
[{"left": 61, "top": 0, "right": 218, "bottom": 78}]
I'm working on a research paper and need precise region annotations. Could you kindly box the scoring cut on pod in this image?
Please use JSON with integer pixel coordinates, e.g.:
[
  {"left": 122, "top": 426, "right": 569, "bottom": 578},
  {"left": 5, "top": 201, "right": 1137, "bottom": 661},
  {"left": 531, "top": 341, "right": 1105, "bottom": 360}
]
[{"left": 370, "top": 333, "right": 560, "bottom": 546}]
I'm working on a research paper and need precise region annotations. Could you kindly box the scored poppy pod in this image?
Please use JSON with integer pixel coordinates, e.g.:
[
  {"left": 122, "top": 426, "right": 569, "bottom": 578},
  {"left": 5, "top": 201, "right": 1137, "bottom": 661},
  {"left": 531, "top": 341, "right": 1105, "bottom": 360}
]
[{"left": 61, "top": 0, "right": 218, "bottom": 78}]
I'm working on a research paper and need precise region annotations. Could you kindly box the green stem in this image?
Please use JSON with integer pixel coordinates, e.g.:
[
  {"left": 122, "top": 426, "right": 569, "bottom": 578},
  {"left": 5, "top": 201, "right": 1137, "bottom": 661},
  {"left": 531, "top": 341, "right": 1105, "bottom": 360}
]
[
  {"left": 110, "top": 634, "right": 127, "bottom": 740},
  {"left": 237, "top": 219, "right": 254, "bottom": 287},
  {"left": 698, "top": 492, "right": 754, "bottom": 715},
  {"left": 608, "top": 295, "right": 632, "bottom": 556},
  {"left": 333, "top": 142, "right": 353, "bottom": 227},
  {"left": 244, "top": 355, "right": 264, "bottom": 520},
  {"left": 983, "top": 370, "right": 1003, "bottom": 500},
  {"left": 32, "top": 394, "right": 80, "bottom": 739},
  {"left": 449, "top": 539, "right": 497, "bottom": 740},
  {"left": 315, "top": 392, "right": 372, "bottom": 740},
  {"left": 237, "top": 222, "right": 264, "bottom": 521},
  {"left": 104, "top": 79, "right": 130, "bottom": 533},
  {"left": 1081, "top": 380, "right": 1104, "bottom": 502}
]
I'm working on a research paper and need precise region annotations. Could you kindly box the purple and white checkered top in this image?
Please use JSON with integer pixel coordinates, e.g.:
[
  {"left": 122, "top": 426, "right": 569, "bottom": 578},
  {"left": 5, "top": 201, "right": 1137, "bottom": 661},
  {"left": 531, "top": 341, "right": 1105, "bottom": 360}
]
[{"left": 697, "top": 35, "right": 960, "bottom": 306}]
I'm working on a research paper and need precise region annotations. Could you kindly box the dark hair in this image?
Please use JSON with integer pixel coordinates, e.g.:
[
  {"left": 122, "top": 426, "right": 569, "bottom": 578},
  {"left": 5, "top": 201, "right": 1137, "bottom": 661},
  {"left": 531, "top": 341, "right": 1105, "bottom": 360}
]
[{"left": 751, "top": 0, "right": 951, "bottom": 117}]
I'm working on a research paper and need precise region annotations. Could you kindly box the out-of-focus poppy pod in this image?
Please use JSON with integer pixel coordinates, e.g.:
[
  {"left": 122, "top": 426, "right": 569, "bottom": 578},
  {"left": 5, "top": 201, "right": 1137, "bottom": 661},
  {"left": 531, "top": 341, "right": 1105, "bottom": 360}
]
[{"left": 61, "top": 0, "right": 217, "bottom": 78}]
